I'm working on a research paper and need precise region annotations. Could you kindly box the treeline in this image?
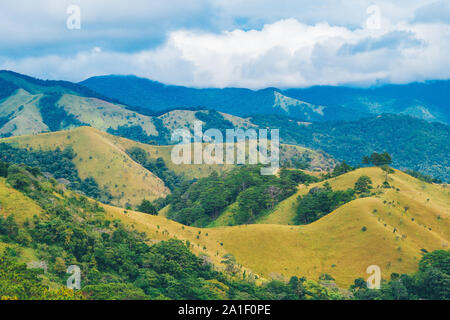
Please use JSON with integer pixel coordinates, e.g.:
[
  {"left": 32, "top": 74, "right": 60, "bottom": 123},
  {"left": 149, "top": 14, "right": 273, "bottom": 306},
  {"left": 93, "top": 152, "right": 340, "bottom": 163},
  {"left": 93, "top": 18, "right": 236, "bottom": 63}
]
[
  {"left": 350, "top": 250, "right": 449, "bottom": 300},
  {"left": 166, "top": 166, "right": 319, "bottom": 227},
  {"left": 250, "top": 114, "right": 450, "bottom": 182},
  {"left": 295, "top": 175, "right": 374, "bottom": 225},
  {"left": 403, "top": 169, "right": 443, "bottom": 184},
  {"left": 126, "top": 146, "right": 186, "bottom": 191},
  {"left": 0, "top": 143, "right": 111, "bottom": 202}
]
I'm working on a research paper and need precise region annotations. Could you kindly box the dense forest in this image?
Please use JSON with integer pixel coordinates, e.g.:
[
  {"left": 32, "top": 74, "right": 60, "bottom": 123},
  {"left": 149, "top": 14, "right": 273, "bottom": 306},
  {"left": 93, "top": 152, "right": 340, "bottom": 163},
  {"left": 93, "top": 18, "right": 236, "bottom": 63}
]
[{"left": 250, "top": 114, "right": 450, "bottom": 182}]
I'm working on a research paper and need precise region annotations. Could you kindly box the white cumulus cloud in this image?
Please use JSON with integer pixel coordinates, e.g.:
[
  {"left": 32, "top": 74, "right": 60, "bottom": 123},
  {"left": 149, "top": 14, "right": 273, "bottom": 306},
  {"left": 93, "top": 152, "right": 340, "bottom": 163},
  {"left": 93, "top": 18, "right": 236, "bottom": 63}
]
[{"left": 1, "top": 18, "right": 449, "bottom": 88}]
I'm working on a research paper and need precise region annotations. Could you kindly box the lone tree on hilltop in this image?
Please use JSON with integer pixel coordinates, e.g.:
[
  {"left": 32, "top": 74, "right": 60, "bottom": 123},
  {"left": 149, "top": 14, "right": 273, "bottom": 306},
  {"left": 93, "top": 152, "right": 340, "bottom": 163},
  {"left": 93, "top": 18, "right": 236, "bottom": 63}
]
[{"left": 362, "top": 152, "right": 392, "bottom": 166}]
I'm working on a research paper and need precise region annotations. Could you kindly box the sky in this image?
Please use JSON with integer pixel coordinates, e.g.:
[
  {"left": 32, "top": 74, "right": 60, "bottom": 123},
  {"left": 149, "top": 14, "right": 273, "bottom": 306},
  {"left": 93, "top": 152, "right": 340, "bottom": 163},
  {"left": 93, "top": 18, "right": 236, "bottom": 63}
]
[{"left": 0, "top": 0, "right": 449, "bottom": 88}]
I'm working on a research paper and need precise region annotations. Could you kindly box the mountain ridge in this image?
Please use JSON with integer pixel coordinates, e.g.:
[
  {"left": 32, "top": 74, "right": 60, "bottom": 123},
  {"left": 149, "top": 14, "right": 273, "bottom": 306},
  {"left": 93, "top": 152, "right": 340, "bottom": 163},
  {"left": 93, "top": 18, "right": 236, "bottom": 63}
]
[{"left": 80, "top": 74, "right": 450, "bottom": 124}]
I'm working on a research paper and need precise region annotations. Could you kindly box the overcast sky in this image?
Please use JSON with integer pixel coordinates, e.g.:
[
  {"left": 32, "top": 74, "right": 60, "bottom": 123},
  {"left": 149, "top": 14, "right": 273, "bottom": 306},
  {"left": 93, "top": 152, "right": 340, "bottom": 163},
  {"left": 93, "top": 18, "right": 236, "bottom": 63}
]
[{"left": 1, "top": 0, "right": 449, "bottom": 88}]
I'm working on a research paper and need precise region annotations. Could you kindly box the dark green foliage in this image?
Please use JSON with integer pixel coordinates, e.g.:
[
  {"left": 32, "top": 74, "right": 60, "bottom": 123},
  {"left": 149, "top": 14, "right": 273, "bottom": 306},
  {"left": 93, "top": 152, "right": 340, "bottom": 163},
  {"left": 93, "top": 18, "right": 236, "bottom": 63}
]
[
  {"left": 279, "top": 168, "right": 320, "bottom": 184},
  {"left": 126, "top": 146, "right": 187, "bottom": 191},
  {"left": 0, "top": 160, "right": 9, "bottom": 177},
  {"left": 137, "top": 199, "right": 157, "bottom": 215},
  {"left": 107, "top": 125, "right": 153, "bottom": 144},
  {"left": 403, "top": 169, "right": 442, "bottom": 184},
  {"left": 195, "top": 110, "right": 236, "bottom": 134},
  {"left": 354, "top": 176, "right": 373, "bottom": 194},
  {"left": 38, "top": 93, "right": 85, "bottom": 131},
  {"left": 351, "top": 250, "right": 450, "bottom": 300},
  {"left": 331, "top": 161, "right": 354, "bottom": 177},
  {"left": 0, "top": 78, "right": 19, "bottom": 100},
  {"left": 295, "top": 183, "right": 355, "bottom": 225},
  {"left": 82, "top": 283, "right": 149, "bottom": 300},
  {"left": 151, "top": 117, "right": 171, "bottom": 144},
  {"left": 251, "top": 114, "right": 450, "bottom": 181},
  {"left": 0, "top": 143, "right": 111, "bottom": 202},
  {"left": 364, "top": 152, "right": 392, "bottom": 166},
  {"left": 167, "top": 166, "right": 312, "bottom": 226}
]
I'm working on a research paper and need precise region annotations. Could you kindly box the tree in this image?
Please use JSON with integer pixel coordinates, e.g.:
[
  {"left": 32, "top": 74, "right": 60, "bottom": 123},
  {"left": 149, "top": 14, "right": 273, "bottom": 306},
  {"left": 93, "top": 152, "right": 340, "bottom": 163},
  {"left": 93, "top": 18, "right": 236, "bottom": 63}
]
[
  {"left": 0, "top": 161, "right": 8, "bottom": 177},
  {"left": 137, "top": 199, "right": 157, "bottom": 215},
  {"left": 362, "top": 156, "right": 370, "bottom": 165},
  {"left": 332, "top": 161, "right": 353, "bottom": 176},
  {"left": 354, "top": 176, "right": 372, "bottom": 194},
  {"left": 368, "top": 152, "right": 392, "bottom": 166}
]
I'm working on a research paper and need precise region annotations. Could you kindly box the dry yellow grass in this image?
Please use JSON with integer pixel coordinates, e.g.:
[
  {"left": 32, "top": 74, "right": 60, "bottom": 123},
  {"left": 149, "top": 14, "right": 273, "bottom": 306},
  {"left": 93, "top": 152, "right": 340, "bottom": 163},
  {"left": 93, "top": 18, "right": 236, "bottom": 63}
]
[
  {"left": 0, "top": 164, "right": 448, "bottom": 287},
  {"left": 0, "top": 177, "right": 43, "bottom": 223},
  {"left": 1, "top": 127, "right": 169, "bottom": 207},
  {"left": 102, "top": 167, "right": 449, "bottom": 287}
]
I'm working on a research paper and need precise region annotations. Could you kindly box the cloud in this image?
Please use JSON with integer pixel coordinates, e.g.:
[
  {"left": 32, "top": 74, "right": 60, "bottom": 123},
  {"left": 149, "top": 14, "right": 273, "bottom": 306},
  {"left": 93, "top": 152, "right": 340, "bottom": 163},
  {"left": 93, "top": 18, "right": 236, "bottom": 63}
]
[
  {"left": 413, "top": 0, "right": 450, "bottom": 24},
  {"left": 0, "top": 1, "right": 449, "bottom": 88}
]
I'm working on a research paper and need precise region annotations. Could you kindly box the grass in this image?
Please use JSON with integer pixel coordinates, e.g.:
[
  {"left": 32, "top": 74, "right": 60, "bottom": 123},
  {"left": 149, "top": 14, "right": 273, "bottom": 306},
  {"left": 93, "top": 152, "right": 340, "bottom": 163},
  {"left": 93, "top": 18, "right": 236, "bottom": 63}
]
[
  {"left": 0, "top": 89, "right": 47, "bottom": 136},
  {"left": 0, "top": 177, "right": 43, "bottom": 223},
  {"left": 102, "top": 167, "right": 449, "bottom": 287},
  {"left": 1, "top": 127, "right": 169, "bottom": 207},
  {"left": 0, "top": 166, "right": 448, "bottom": 287},
  {"left": 58, "top": 94, "right": 157, "bottom": 136}
]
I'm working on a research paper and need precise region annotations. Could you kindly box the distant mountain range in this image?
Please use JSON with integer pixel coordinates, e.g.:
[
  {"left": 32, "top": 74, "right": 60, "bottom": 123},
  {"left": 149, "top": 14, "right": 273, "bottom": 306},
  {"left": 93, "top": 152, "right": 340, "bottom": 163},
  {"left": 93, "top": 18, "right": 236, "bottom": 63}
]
[
  {"left": 0, "top": 70, "right": 449, "bottom": 181},
  {"left": 80, "top": 75, "right": 450, "bottom": 125}
]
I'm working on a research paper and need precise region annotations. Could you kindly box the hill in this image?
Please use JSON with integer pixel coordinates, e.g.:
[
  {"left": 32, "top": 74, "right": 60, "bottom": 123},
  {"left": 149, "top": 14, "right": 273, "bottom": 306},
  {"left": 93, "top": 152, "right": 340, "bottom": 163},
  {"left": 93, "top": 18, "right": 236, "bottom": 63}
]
[
  {"left": 80, "top": 75, "right": 450, "bottom": 124},
  {"left": 1, "top": 71, "right": 449, "bottom": 181},
  {"left": 1, "top": 127, "right": 169, "bottom": 207},
  {"left": 0, "top": 127, "right": 334, "bottom": 207},
  {"left": 250, "top": 114, "right": 450, "bottom": 182},
  {"left": 0, "top": 159, "right": 448, "bottom": 292},
  {"left": 80, "top": 75, "right": 366, "bottom": 121},
  {"left": 103, "top": 167, "right": 450, "bottom": 287}
]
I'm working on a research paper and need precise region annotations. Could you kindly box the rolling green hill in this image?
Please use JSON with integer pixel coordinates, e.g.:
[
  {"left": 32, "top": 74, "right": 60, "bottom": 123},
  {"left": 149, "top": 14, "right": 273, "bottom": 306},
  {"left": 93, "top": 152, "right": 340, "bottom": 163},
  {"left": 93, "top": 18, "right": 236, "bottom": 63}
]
[
  {"left": 1, "top": 71, "right": 449, "bottom": 181},
  {"left": 0, "top": 150, "right": 448, "bottom": 296},
  {"left": 0, "top": 127, "right": 334, "bottom": 207},
  {"left": 81, "top": 167, "right": 450, "bottom": 287}
]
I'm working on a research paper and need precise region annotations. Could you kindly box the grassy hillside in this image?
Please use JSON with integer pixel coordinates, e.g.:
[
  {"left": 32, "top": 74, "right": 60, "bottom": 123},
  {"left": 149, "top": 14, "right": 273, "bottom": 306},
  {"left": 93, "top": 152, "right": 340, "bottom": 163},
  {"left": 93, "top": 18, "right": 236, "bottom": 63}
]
[
  {"left": 0, "top": 127, "right": 334, "bottom": 206},
  {"left": 1, "top": 71, "right": 449, "bottom": 181},
  {"left": 100, "top": 167, "right": 449, "bottom": 287},
  {"left": 0, "top": 177, "right": 43, "bottom": 223},
  {"left": 0, "top": 89, "right": 47, "bottom": 137},
  {"left": 1, "top": 163, "right": 448, "bottom": 289},
  {"left": 1, "top": 127, "right": 169, "bottom": 207}
]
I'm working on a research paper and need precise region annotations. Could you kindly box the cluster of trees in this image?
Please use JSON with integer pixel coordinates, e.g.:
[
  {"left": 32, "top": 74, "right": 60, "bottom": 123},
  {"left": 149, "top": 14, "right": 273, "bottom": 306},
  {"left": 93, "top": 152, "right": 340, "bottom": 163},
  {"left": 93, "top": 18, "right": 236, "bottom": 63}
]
[
  {"left": 295, "top": 182, "right": 355, "bottom": 225},
  {"left": 107, "top": 119, "right": 171, "bottom": 145},
  {"left": 0, "top": 164, "right": 342, "bottom": 300},
  {"left": 0, "top": 144, "right": 111, "bottom": 202},
  {"left": 38, "top": 93, "right": 85, "bottom": 131},
  {"left": 195, "top": 110, "right": 236, "bottom": 135},
  {"left": 294, "top": 175, "right": 376, "bottom": 225},
  {"left": 330, "top": 161, "right": 354, "bottom": 177},
  {"left": 136, "top": 199, "right": 157, "bottom": 215},
  {"left": 403, "top": 169, "right": 443, "bottom": 184},
  {"left": 166, "top": 166, "right": 318, "bottom": 227},
  {"left": 1, "top": 163, "right": 448, "bottom": 300},
  {"left": 351, "top": 250, "right": 450, "bottom": 300},
  {"left": 126, "top": 146, "right": 186, "bottom": 191}
]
